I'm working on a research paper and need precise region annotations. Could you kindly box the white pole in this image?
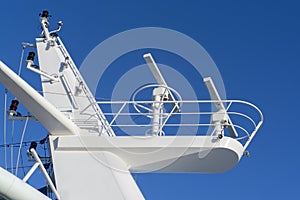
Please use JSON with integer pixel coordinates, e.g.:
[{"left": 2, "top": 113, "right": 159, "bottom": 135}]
[
  {"left": 40, "top": 18, "right": 51, "bottom": 41},
  {"left": 3, "top": 89, "right": 7, "bottom": 170},
  {"left": 152, "top": 95, "right": 161, "bottom": 135},
  {"left": 30, "top": 149, "right": 61, "bottom": 200},
  {"left": 23, "top": 162, "right": 39, "bottom": 183}
]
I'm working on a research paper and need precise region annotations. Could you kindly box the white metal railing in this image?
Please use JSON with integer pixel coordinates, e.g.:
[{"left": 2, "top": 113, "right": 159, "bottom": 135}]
[
  {"left": 56, "top": 37, "right": 115, "bottom": 136},
  {"left": 94, "top": 99, "right": 263, "bottom": 150}
]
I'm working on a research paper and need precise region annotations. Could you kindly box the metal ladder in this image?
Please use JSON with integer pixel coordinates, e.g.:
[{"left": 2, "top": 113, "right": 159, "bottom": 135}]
[{"left": 56, "top": 37, "right": 115, "bottom": 136}]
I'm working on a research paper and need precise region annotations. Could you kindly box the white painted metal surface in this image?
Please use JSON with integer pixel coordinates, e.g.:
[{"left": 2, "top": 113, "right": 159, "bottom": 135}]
[
  {"left": 51, "top": 135, "right": 244, "bottom": 173},
  {"left": 0, "top": 11, "right": 263, "bottom": 200},
  {"left": 0, "top": 167, "right": 51, "bottom": 200},
  {"left": 0, "top": 60, "right": 79, "bottom": 135},
  {"left": 36, "top": 37, "right": 114, "bottom": 136},
  {"left": 152, "top": 87, "right": 167, "bottom": 135},
  {"left": 204, "top": 77, "right": 238, "bottom": 137},
  {"left": 144, "top": 53, "right": 180, "bottom": 112},
  {"left": 49, "top": 137, "right": 144, "bottom": 200},
  {"left": 26, "top": 149, "right": 60, "bottom": 200},
  {"left": 144, "top": 53, "right": 168, "bottom": 86}
]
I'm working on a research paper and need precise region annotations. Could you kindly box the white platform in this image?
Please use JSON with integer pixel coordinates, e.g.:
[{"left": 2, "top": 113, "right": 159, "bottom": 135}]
[{"left": 51, "top": 135, "right": 244, "bottom": 173}]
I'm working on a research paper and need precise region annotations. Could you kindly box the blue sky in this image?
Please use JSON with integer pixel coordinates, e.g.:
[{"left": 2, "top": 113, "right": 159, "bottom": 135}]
[{"left": 0, "top": 0, "right": 299, "bottom": 199}]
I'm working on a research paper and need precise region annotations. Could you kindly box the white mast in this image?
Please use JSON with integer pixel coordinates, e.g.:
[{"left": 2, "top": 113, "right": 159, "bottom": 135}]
[{"left": 0, "top": 10, "right": 263, "bottom": 200}]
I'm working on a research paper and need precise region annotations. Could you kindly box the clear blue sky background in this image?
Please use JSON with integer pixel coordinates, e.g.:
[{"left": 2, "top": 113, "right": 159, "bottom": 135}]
[{"left": 0, "top": 0, "right": 299, "bottom": 199}]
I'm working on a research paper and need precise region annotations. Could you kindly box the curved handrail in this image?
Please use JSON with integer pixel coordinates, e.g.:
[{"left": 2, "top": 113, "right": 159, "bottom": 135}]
[{"left": 91, "top": 99, "right": 263, "bottom": 150}]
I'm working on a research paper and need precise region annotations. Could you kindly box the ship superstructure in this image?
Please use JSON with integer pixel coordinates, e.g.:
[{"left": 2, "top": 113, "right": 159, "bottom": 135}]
[{"left": 0, "top": 11, "right": 263, "bottom": 200}]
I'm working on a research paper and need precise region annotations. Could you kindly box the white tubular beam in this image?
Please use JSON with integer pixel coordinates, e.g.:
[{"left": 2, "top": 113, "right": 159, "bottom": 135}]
[
  {"left": 0, "top": 60, "right": 79, "bottom": 135},
  {"left": 243, "top": 121, "right": 263, "bottom": 150},
  {"left": 26, "top": 63, "right": 59, "bottom": 82},
  {"left": 23, "top": 162, "right": 39, "bottom": 183},
  {"left": 0, "top": 167, "right": 51, "bottom": 200},
  {"left": 30, "top": 149, "right": 61, "bottom": 200}
]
